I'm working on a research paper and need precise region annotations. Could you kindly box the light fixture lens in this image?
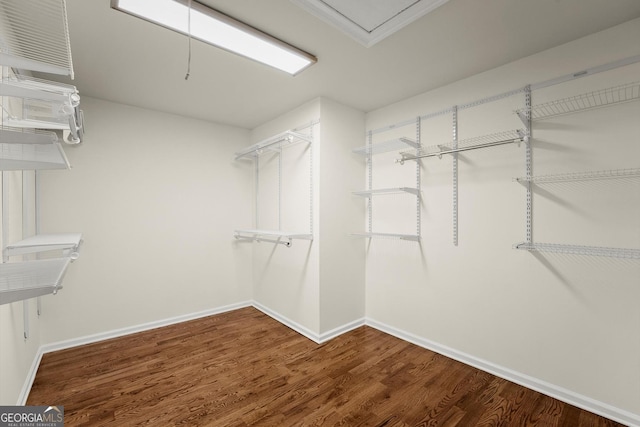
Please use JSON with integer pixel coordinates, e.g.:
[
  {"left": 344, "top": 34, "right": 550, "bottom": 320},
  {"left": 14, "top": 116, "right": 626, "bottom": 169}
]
[{"left": 114, "top": 0, "right": 316, "bottom": 75}]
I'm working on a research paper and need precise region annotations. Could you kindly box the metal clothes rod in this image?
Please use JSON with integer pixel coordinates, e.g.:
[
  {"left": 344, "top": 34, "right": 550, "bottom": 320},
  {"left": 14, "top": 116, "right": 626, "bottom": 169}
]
[{"left": 397, "top": 136, "right": 525, "bottom": 164}]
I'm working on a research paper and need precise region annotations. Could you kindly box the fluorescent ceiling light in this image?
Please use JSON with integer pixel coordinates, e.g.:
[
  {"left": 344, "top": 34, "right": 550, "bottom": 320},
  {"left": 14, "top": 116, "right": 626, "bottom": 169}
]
[{"left": 111, "top": 0, "right": 317, "bottom": 75}]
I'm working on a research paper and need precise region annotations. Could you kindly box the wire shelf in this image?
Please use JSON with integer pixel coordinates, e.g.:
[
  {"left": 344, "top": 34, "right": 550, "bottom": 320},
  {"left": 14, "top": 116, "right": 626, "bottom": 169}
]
[
  {"left": 352, "top": 137, "right": 419, "bottom": 156},
  {"left": 0, "top": 127, "right": 58, "bottom": 145},
  {"left": 515, "top": 167, "right": 640, "bottom": 184},
  {"left": 1, "top": 75, "right": 80, "bottom": 131},
  {"left": 234, "top": 229, "right": 313, "bottom": 246},
  {"left": 398, "top": 130, "right": 525, "bottom": 163},
  {"left": 516, "top": 81, "right": 640, "bottom": 120},
  {"left": 0, "top": 258, "right": 72, "bottom": 305},
  {"left": 514, "top": 242, "right": 640, "bottom": 259},
  {"left": 0, "top": 0, "right": 75, "bottom": 78},
  {"left": 350, "top": 232, "right": 420, "bottom": 242},
  {"left": 352, "top": 187, "right": 420, "bottom": 197},
  {"left": 0, "top": 137, "right": 70, "bottom": 170},
  {"left": 235, "top": 130, "right": 312, "bottom": 160},
  {"left": 4, "top": 233, "right": 83, "bottom": 258}
]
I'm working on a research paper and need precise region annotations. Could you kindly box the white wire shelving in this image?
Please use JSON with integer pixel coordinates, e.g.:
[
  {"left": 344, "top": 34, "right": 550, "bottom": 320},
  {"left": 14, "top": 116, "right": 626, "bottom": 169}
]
[
  {"left": 4, "top": 233, "right": 83, "bottom": 258},
  {"left": 0, "top": 74, "right": 83, "bottom": 142},
  {"left": 1, "top": 128, "right": 70, "bottom": 170},
  {"left": 515, "top": 81, "right": 640, "bottom": 122},
  {"left": 0, "top": 258, "right": 72, "bottom": 305},
  {"left": 515, "top": 167, "right": 640, "bottom": 184},
  {"left": 0, "top": 0, "right": 75, "bottom": 78},
  {"left": 397, "top": 129, "right": 526, "bottom": 164},
  {"left": 234, "top": 229, "right": 313, "bottom": 247},
  {"left": 350, "top": 232, "right": 420, "bottom": 242},
  {"left": 234, "top": 125, "right": 315, "bottom": 247},
  {"left": 352, "top": 187, "right": 420, "bottom": 197},
  {"left": 352, "top": 137, "right": 418, "bottom": 156},
  {"left": 235, "top": 130, "right": 312, "bottom": 160},
  {"left": 514, "top": 242, "right": 640, "bottom": 259}
]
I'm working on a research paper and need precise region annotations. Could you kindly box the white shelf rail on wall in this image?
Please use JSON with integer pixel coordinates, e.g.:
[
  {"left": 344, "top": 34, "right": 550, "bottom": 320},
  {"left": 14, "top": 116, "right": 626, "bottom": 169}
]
[
  {"left": 513, "top": 74, "right": 640, "bottom": 259},
  {"left": 0, "top": 0, "right": 75, "bottom": 78},
  {"left": 350, "top": 117, "right": 421, "bottom": 242},
  {"left": 234, "top": 126, "right": 315, "bottom": 247}
]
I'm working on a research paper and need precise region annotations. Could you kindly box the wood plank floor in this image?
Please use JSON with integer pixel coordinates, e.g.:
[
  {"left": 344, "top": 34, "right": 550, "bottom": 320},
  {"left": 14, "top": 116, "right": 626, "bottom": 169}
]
[{"left": 28, "top": 307, "right": 623, "bottom": 426}]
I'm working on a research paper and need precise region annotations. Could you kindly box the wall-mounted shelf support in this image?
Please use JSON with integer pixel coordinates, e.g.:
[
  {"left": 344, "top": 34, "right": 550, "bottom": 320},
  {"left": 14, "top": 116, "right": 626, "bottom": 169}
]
[{"left": 353, "top": 118, "right": 421, "bottom": 242}]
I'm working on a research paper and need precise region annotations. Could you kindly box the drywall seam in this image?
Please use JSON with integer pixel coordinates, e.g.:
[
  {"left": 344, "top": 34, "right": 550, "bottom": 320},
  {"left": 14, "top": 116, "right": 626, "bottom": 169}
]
[{"left": 366, "top": 318, "right": 640, "bottom": 427}]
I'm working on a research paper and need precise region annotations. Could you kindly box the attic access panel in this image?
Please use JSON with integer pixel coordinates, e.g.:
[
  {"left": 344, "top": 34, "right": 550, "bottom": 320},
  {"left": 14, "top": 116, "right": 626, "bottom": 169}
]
[{"left": 291, "top": 0, "right": 449, "bottom": 47}]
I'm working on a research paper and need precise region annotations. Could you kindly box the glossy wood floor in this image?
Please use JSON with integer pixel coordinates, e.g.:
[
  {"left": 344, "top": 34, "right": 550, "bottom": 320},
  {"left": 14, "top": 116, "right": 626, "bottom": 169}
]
[{"left": 28, "top": 307, "right": 622, "bottom": 426}]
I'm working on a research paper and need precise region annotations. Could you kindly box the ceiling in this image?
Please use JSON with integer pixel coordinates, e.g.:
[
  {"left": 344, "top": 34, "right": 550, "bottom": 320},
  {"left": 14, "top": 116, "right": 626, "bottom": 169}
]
[{"left": 54, "top": 0, "right": 640, "bottom": 129}]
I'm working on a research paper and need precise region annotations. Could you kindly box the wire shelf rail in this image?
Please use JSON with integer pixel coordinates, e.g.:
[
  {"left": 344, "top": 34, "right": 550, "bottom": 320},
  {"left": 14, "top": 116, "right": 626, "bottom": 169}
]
[
  {"left": 514, "top": 242, "right": 640, "bottom": 259},
  {"left": 515, "top": 167, "right": 640, "bottom": 184},
  {"left": 352, "top": 187, "right": 420, "bottom": 197},
  {"left": 516, "top": 81, "right": 640, "bottom": 121}
]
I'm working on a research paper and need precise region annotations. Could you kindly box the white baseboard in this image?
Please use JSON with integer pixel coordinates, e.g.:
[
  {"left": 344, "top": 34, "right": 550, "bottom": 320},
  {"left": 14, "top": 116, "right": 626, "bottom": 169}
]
[
  {"left": 252, "top": 301, "right": 365, "bottom": 344},
  {"left": 17, "top": 303, "right": 640, "bottom": 426},
  {"left": 252, "top": 301, "right": 322, "bottom": 343},
  {"left": 365, "top": 318, "right": 640, "bottom": 427},
  {"left": 17, "top": 301, "right": 252, "bottom": 405}
]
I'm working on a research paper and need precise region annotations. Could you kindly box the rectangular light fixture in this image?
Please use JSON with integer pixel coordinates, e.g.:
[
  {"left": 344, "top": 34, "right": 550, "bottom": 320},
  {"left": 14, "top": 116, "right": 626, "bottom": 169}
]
[{"left": 111, "top": 0, "right": 317, "bottom": 75}]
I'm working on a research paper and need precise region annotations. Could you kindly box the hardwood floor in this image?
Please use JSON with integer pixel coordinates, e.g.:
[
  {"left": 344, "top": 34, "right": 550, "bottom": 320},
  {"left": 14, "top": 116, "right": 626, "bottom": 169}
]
[{"left": 28, "top": 307, "right": 623, "bottom": 426}]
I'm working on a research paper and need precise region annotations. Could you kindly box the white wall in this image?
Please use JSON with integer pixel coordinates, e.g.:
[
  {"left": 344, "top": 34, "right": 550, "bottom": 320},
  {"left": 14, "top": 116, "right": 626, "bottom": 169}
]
[
  {"left": 364, "top": 17, "right": 640, "bottom": 417},
  {"left": 318, "top": 98, "right": 366, "bottom": 334},
  {"left": 34, "top": 97, "right": 253, "bottom": 344}
]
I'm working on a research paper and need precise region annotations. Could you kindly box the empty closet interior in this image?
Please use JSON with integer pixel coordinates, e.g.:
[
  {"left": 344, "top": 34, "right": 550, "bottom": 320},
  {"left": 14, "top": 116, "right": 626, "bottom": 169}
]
[{"left": 1, "top": 0, "right": 639, "bottom": 425}]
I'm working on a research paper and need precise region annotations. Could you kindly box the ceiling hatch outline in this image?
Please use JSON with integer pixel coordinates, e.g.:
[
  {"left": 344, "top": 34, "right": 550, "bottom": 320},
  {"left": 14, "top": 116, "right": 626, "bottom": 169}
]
[{"left": 291, "top": 0, "right": 450, "bottom": 47}]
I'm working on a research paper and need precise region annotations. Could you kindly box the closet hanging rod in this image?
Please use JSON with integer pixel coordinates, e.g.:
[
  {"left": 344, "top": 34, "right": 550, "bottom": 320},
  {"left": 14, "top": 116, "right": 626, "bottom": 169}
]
[{"left": 397, "top": 134, "right": 526, "bottom": 164}]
